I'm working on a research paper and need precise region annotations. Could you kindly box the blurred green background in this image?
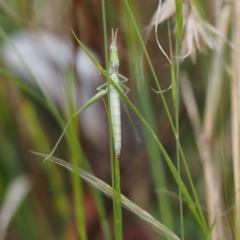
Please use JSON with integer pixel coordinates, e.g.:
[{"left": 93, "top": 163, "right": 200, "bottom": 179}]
[{"left": 0, "top": 0, "right": 237, "bottom": 239}]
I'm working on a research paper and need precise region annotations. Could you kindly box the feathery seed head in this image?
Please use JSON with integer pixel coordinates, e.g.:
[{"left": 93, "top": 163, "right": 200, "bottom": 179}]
[{"left": 147, "top": 0, "right": 223, "bottom": 63}]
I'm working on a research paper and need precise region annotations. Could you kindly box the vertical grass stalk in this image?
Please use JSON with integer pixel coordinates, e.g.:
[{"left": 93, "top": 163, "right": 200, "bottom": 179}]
[
  {"left": 101, "top": 84, "right": 123, "bottom": 239},
  {"left": 232, "top": 1, "right": 240, "bottom": 238},
  {"left": 63, "top": 68, "right": 87, "bottom": 239},
  {"left": 113, "top": 157, "right": 122, "bottom": 240},
  {"left": 173, "top": 0, "right": 184, "bottom": 238},
  {"left": 101, "top": 1, "right": 122, "bottom": 237},
  {"left": 121, "top": 0, "right": 173, "bottom": 229},
  {"left": 121, "top": 5, "right": 207, "bottom": 231}
]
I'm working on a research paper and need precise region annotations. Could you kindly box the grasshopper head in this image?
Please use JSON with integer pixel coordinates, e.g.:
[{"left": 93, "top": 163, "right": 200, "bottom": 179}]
[{"left": 109, "top": 28, "right": 119, "bottom": 71}]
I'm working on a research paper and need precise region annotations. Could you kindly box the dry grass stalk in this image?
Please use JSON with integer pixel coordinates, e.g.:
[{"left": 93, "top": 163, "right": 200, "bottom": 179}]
[
  {"left": 180, "top": 3, "right": 232, "bottom": 239},
  {"left": 149, "top": 0, "right": 233, "bottom": 238},
  {"left": 201, "top": 3, "right": 232, "bottom": 240},
  {"left": 231, "top": 0, "right": 240, "bottom": 238}
]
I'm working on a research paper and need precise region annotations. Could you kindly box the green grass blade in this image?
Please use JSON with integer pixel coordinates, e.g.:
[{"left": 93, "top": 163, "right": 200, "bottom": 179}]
[
  {"left": 174, "top": 0, "right": 184, "bottom": 238},
  {"left": 114, "top": 157, "right": 122, "bottom": 240},
  {"left": 32, "top": 152, "right": 181, "bottom": 240},
  {"left": 120, "top": 0, "right": 174, "bottom": 229},
  {"left": 71, "top": 29, "right": 209, "bottom": 235},
  {"left": 0, "top": 26, "right": 62, "bottom": 125},
  {"left": 101, "top": 0, "right": 108, "bottom": 69},
  {"left": 0, "top": 68, "right": 45, "bottom": 105},
  {"left": 122, "top": 0, "right": 209, "bottom": 235},
  {"left": 21, "top": 101, "right": 70, "bottom": 232},
  {"left": 73, "top": 90, "right": 107, "bottom": 117}
]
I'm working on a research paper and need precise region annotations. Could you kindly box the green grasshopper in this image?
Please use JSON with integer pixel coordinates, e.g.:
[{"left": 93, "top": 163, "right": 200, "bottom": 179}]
[
  {"left": 97, "top": 29, "right": 129, "bottom": 158},
  {"left": 43, "top": 29, "right": 129, "bottom": 162}
]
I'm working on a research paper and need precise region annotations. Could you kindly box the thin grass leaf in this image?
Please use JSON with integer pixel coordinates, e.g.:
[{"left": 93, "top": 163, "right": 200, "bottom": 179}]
[
  {"left": 0, "top": 27, "right": 89, "bottom": 240},
  {"left": 173, "top": 0, "right": 184, "bottom": 236},
  {"left": 0, "top": 68, "right": 45, "bottom": 106},
  {"left": 31, "top": 152, "right": 181, "bottom": 240},
  {"left": 0, "top": 175, "right": 31, "bottom": 240},
  {"left": 123, "top": 1, "right": 209, "bottom": 234},
  {"left": 121, "top": 0, "right": 174, "bottom": 229},
  {"left": 72, "top": 20, "right": 208, "bottom": 234},
  {"left": 174, "top": 0, "right": 183, "bottom": 40},
  {"left": 43, "top": 89, "right": 107, "bottom": 162},
  {"left": 73, "top": 90, "right": 107, "bottom": 117},
  {"left": 0, "top": 27, "right": 65, "bottom": 130}
]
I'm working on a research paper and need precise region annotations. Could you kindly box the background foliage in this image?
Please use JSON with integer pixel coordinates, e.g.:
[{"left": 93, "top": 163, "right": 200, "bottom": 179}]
[{"left": 0, "top": 0, "right": 237, "bottom": 239}]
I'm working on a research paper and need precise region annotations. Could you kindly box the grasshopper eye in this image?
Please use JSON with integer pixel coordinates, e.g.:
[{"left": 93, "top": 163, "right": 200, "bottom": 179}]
[{"left": 110, "top": 46, "right": 117, "bottom": 52}]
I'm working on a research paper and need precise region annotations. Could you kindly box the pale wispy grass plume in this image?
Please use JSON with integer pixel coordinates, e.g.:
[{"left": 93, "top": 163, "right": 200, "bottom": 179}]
[
  {"left": 154, "top": 0, "right": 173, "bottom": 64},
  {"left": 146, "top": 0, "right": 227, "bottom": 62}
]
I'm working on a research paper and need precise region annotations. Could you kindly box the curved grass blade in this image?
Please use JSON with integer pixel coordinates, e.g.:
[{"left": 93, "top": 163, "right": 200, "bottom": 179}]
[
  {"left": 72, "top": 29, "right": 208, "bottom": 234},
  {"left": 121, "top": 1, "right": 208, "bottom": 235},
  {"left": 32, "top": 152, "right": 181, "bottom": 240},
  {"left": 0, "top": 68, "right": 45, "bottom": 104},
  {"left": 43, "top": 89, "right": 107, "bottom": 162}
]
